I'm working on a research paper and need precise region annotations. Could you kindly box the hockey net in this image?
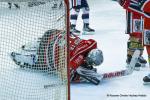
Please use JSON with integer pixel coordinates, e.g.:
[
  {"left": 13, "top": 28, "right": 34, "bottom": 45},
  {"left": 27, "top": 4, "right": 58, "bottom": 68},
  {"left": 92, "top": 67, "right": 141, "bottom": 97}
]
[{"left": 0, "top": 0, "right": 69, "bottom": 100}]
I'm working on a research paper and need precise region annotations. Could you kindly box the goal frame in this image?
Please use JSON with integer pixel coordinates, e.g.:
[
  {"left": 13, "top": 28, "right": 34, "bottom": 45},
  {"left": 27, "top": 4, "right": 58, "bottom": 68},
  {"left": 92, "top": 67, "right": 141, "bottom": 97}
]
[
  {"left": 0, "top": 0, "right": 70, "bottom": 100},
  {"left": 64, "top": 0, "right": 70, "bottom": 100}
]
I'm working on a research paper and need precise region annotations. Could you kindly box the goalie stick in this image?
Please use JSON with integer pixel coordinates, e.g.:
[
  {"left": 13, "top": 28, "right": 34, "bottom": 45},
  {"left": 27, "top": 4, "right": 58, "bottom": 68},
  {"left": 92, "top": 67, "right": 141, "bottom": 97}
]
[{"left": 102, "top": 50, "right": 140, "bottom": 79}]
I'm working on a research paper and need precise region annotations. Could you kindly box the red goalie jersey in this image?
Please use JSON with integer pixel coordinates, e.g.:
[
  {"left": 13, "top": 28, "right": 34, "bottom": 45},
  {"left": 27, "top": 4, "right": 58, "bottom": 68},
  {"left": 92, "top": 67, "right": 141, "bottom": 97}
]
[{"left": 69, "top": 34, "right": 97, "bottom": 70}]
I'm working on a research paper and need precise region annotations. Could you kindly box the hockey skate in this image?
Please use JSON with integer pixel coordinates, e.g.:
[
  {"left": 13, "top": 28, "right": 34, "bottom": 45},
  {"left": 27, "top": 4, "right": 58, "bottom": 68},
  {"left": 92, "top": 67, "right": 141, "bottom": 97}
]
[
  {"left": 70, "top": 24, "right": 80, "bottom": 35},
  {"left": 8, "top": 3, "right": 20, "bottom": 9},
  {"left": 82, "top": 23, "right": 95, "bottom": 35},
  {"left": 138, "top": 56, "right": 147, "bottom": 67},
  {"left": 143, "top": 74, "right": 150, "bottom": 85},
  {"left": 14, "top": 4, "right": 20, "bottom": 9},
  {"left": 76, "top": 66, "right": 102, "bottom": 85}
]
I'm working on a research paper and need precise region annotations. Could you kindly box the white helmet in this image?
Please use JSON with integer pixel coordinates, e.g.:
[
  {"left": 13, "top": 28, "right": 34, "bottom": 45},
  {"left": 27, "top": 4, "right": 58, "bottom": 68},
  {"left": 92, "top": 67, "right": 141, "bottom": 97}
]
[{"left": 86, "top": 49, "right": 103, "bottom": 66}]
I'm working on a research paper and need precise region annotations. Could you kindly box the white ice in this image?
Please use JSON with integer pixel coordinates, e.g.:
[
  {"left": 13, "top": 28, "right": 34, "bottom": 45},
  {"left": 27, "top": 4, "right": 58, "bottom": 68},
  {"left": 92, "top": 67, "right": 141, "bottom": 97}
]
[
  {"left": 0, "top": 2, "right": 67, "bottom": 100},
  {"left": 0, "top": 0, "right": 150, "bottom": 100},
  {"left": 71, "top": 0, "right": 150, "bottom": 100}
]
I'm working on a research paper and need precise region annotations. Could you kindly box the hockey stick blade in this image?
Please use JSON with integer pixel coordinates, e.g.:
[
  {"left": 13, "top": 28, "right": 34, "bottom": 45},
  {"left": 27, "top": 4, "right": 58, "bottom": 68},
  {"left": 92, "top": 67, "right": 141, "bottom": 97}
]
[
  {"left": 126, "top": 50, "right": 140, "bottom": 74},
  {"left": 102, "top": 50, "right": 140, "bottom": 79}
]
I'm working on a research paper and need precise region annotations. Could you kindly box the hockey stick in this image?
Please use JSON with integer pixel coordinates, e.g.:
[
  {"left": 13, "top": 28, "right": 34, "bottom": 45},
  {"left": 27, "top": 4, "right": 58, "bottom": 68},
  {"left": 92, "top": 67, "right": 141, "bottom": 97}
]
[{"left": 102, "top": 50, "right": 140, "bottom": 79}]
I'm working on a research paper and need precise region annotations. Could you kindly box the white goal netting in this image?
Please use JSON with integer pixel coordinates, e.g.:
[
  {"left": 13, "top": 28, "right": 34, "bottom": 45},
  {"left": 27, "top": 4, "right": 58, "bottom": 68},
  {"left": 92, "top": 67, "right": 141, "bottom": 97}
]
[{"left": 0, "top": 0, "right": 69, "bottom": 100}]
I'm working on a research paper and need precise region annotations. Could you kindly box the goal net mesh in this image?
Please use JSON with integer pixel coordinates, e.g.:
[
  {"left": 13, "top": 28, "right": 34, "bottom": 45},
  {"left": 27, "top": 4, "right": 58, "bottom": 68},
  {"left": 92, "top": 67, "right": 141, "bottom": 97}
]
[{"left": 0, "top": 0, "right": 69, "bottom": 100}]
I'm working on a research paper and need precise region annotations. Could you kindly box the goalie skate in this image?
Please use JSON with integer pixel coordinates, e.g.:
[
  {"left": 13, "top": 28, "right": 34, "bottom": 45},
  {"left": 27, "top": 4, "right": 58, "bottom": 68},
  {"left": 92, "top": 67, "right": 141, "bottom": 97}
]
[{"left": 70, "top": 25, "right": 81, "bottom": 36}]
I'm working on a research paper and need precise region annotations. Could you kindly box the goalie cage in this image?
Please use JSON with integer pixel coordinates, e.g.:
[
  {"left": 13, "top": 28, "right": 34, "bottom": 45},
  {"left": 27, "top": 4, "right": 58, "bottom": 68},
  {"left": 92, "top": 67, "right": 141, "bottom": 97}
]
[{"left": 0, "top": 0, "right": 70, "bottom": 100}]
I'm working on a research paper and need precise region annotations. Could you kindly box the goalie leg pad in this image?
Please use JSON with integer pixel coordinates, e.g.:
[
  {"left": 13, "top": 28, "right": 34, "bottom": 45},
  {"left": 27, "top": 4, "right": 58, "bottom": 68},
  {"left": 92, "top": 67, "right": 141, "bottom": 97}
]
[
  {"left": 10, "top": 52, "right": 37, "bottom": 69},
  {"left": 10, "top": 29, "right": 66, "bottom": 72}
]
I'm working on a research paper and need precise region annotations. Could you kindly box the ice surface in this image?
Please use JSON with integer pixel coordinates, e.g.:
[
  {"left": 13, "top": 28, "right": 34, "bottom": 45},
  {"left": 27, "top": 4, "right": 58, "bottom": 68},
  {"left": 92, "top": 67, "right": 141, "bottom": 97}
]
[
  {"left": 0, "top": 0, "right": 150, "bottom": 100},
  {"left": 71, "top": 0, "right": 150, "bottom": 100},
  {"left": 0, "top": 2, "right": 67, "bottom": 100}
]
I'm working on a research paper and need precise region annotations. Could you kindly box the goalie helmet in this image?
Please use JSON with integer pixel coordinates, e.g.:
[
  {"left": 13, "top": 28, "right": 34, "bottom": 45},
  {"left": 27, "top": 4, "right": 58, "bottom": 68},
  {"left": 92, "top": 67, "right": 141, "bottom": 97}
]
[{"left": 86, "top": 49, "right": 103, "bottom": 66}]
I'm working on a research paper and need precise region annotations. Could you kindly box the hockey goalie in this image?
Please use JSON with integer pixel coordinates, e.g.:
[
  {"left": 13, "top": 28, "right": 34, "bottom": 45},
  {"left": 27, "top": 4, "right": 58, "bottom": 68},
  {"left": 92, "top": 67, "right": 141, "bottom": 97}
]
[
  {"left": 69, "top": 33, "right": 103, "bottom": 85},
  {"left": 10, "top": 30, "right": 104, "bottom": 85}
]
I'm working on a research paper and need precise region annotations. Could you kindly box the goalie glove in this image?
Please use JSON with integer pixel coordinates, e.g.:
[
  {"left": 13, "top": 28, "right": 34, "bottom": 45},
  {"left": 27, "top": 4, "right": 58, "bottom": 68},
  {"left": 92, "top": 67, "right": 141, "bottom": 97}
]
[{"left": 76, "top": 66, "right": 103, "bottom": 85}]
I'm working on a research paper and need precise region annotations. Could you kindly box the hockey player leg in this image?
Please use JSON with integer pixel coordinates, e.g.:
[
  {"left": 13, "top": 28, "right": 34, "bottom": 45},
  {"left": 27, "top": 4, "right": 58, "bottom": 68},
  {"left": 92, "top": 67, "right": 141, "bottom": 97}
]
[
  {"left": 126, "top": 37, "right": 146, "bottom": 70},
  {"left": 81, "top": 1, "right": 95, "bottom": 35},
  {"left": 70, "top": 8, "right": 81, "bottom": 35},
  {"left": 144, "top": 18, "right": 150, "bottom": 67},
  {"left": 142, "top": 5, "right": 150, "bottom": 85},
  {"left": 126, "top": 11, "right": 147, "bottom": 70},
  {"left": 82, "top": 7, "right": 95, "bottom": 35}
]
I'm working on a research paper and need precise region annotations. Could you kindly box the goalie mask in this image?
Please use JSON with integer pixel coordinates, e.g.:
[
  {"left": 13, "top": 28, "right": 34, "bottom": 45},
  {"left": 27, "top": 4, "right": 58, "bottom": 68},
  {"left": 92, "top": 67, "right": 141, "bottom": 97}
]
[{"left": 86, "top": 49, "right": 103, "bottom": 66}]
